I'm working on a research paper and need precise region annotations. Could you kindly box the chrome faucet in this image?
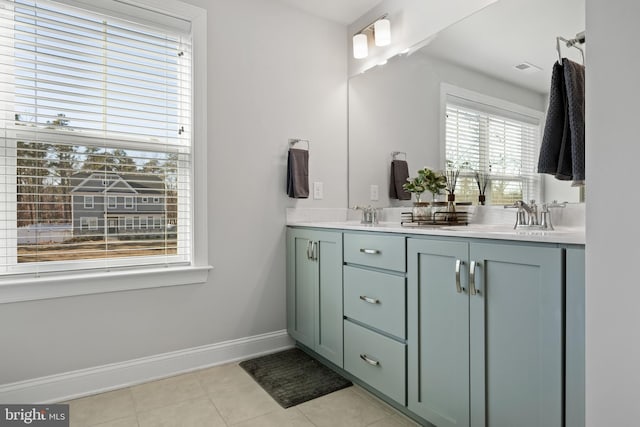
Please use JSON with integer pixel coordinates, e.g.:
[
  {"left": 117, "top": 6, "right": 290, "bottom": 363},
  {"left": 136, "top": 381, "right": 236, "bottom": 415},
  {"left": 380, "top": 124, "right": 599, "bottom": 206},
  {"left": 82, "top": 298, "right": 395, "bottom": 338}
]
[
  {"left": 352, "top": 205, "right": 381, "bottom": 225},
  {"left": 505, "top": 200, "right": 565, "bottom": 230},
  {"left": 539, "top": 200, "right": 567, "bottom": 230}
]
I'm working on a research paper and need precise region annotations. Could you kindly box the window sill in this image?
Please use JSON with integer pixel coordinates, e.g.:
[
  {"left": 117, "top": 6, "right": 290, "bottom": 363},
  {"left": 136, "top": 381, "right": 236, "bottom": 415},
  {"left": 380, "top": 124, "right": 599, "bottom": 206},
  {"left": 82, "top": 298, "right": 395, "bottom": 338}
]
[{"left": 0, "top": 265, "right": 213, "bottom": 304}]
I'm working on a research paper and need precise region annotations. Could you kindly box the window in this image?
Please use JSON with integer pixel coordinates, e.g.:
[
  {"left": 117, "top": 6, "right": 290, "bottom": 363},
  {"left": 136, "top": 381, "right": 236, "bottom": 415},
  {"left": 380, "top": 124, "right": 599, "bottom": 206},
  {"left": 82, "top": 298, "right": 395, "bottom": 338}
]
[
  {"left": 0, "top": 0, "right": 200, "bottom": 281},
  {"left": 124, "top": 197, "right": 134, "bottom": 209},
  {"left": 84, "top": 196, "right": 94, "bottom": 209},
  {"left": 153, "top": 197, "right": 161, "bottom": 204},
  {"left": 443, "top": 87, "right": 541, "bottom": 205},
  {"left": 140, "top": 218, "right": 147, "bottom": 229},
  {"left": 108, "top": 196, "right": 117, "bottom": 208},
  {"left": 88, "top": 217, "right": 98, "bottom": 230},
  {"left": 141, "top": 197, "right": 148, "bottom": 204}
]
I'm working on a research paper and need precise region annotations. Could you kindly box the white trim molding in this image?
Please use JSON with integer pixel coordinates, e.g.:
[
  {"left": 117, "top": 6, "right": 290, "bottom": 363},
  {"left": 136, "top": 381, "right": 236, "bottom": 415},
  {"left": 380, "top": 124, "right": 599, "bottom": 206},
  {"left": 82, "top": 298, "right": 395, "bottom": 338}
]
[{"left": 0, "top": 330, "right": 294, "bottom": 404}]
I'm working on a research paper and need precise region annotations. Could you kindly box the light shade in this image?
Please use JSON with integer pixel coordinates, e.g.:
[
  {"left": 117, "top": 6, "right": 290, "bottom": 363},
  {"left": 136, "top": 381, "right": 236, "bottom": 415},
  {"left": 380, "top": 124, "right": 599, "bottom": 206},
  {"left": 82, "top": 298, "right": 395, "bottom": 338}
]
[
  {"left": 353, "top": 33, "right": 368, "bottom": 59},
  {"left": 374, "top": 18, "right": 391, "bottom": 46}
]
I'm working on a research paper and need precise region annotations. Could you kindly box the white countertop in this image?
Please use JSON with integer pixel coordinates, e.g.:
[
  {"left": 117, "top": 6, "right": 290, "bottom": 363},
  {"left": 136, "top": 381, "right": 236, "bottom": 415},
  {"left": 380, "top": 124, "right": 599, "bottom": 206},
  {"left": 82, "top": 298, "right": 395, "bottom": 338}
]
[{"left": 286, "top": 220, "right": 585, "bottom": 245}]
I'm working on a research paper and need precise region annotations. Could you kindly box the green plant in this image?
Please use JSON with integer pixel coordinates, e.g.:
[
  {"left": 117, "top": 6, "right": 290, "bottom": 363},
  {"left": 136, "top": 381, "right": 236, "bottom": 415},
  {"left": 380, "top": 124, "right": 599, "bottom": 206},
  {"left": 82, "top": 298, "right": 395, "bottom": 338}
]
[{"left": 403, "top": 167, "right": 447, "bottom": 202}]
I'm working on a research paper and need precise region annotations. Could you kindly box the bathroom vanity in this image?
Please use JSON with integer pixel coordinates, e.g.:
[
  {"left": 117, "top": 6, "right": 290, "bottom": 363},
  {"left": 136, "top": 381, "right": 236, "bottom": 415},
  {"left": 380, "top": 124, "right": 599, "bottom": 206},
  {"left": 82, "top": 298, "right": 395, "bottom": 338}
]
[{"left": 286, "top": 220, "right": 585, "bottom": 427}]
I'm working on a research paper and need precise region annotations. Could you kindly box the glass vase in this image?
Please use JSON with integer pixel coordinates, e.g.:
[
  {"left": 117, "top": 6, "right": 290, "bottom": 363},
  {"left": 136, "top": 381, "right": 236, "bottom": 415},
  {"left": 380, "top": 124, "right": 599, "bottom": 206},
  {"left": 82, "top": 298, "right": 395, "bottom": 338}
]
[{"left": 412, "top": 202, "right": 431, "bottom": 222}]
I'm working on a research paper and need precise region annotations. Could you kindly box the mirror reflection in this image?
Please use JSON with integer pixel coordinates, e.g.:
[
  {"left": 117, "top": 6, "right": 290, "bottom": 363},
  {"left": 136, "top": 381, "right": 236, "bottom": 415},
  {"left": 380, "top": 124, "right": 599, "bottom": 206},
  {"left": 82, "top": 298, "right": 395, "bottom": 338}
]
[{"left": 348, "top": 0, "right": 585, "bottom": 208}]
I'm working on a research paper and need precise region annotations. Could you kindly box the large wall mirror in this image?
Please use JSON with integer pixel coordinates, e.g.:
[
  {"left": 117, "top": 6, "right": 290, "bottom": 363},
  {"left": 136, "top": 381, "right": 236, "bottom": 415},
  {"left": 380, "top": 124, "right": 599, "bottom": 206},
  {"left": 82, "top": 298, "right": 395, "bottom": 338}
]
[{"left": 348, "top": 0, "right": 585, "bottom": 208}]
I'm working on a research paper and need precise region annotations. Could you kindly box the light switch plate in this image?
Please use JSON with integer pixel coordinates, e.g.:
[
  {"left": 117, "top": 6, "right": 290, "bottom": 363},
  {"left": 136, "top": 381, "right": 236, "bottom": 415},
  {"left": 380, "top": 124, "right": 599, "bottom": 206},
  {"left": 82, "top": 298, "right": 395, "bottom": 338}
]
[
  {"left": 370, "top": 184, "right": 379, "bottom": 201},
  {"left": 313, "top": 182, "right": 324, "bottom": 200}
]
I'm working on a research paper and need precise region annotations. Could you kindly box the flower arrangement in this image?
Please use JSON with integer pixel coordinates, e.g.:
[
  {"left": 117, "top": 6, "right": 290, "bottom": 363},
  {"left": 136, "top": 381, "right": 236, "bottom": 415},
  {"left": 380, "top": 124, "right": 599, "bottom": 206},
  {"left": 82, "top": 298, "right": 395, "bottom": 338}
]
[{"left": 403, "top": 167, "right": 447, "bottom": 203}]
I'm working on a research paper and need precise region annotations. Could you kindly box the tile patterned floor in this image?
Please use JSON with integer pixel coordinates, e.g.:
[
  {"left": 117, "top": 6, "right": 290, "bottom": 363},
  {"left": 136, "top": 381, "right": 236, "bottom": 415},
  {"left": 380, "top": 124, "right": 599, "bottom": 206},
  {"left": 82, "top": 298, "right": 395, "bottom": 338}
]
[{"left": 65, "top": 361, "right": 420, "bottom": 427}]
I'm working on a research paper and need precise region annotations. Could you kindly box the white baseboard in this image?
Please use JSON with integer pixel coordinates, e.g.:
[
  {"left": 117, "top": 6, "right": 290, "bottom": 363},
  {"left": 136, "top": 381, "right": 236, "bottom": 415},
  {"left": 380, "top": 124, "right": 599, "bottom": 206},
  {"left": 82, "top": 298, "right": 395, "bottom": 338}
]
[{"left": 0, "top": 330, "right": 294, "bottom": 404}]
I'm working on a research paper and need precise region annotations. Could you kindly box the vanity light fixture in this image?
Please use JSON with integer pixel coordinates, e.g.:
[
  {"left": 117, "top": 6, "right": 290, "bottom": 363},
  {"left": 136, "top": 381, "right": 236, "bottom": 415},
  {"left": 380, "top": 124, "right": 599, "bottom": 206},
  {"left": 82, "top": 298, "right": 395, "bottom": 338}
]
[
  {"left": 374, "top": 18, "right": 391, "bottom": 46},
  {"left": 352, "top": 14, "right": 391, "bottom": 59},
  {"left": 353, "top": 33, "right": 368, "bottom": 59}
]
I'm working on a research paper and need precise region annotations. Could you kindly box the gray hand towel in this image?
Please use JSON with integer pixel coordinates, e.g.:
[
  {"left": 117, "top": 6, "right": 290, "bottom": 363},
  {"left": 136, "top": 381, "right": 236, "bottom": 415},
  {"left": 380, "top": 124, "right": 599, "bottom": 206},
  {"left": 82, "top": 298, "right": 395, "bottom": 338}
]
[
  {"left": 563, "top": 58, "right": 585, "bottom": 184},
  {"left": 538, "top": 61, "right": 572, "bottom": 178},
  {"left": 538, "top": 59, "right": 585, "bottom": 184},
  {"left": 287, "top": 148, "right": 309, "bottom": 198},
  {"left": 389, "top": 160, "right": 411, "bottom": 200}
]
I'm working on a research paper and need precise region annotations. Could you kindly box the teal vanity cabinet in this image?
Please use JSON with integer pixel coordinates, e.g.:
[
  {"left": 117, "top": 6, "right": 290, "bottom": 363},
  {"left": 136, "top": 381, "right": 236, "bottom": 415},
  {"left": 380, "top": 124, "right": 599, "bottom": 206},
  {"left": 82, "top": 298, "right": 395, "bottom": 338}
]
[
  {"left": 408, "top": 238, "right": 564, "bottom": 427},
  {"left": 565, "top": 246, "right": 585, "bottom": 427},
  {"left": 286, "top": 228, "right": 343, "bottom": 367},
  {"left": 342, "top": 232, "right": 407, "bottom": 406}
]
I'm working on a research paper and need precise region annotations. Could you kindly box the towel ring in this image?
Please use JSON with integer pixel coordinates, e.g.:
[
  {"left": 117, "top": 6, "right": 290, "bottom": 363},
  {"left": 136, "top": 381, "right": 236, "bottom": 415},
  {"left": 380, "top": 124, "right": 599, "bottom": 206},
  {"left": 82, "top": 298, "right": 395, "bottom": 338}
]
[
  {"left": 556, "top": 36, "right": 585, "bottom": 65},
  {"left": 289, "top": 138, "right": 309, "bottom": 151}
]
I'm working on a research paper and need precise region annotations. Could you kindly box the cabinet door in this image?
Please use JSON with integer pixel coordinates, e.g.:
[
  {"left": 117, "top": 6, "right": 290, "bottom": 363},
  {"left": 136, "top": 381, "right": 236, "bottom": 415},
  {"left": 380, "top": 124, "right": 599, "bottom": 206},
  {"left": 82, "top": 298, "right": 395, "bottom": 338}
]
[
  {"left": 286, "top": 228, "right": 343, "bottom": 367},
  {"left": 469, "top": 243, "right": 563, "bottom": 427},
  {"left": 314, "top": 231, "right": 344, "bottom": 367},
  {"left": 286, "top": 228, "right": 318, "bottom": 350},
  {"left": 565, "top": 247, "right": 585, "bottom": 427},
  {"left": 408, "top": 238, "right": 470, "bottom": 427}
]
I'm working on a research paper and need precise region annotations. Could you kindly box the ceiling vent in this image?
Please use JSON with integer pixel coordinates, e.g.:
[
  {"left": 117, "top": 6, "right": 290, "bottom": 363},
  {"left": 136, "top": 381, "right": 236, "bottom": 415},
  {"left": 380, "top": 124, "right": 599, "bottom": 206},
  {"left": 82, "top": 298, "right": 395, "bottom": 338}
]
[{"left": 514, "top": 62, "right": 543, "bottom": 74}]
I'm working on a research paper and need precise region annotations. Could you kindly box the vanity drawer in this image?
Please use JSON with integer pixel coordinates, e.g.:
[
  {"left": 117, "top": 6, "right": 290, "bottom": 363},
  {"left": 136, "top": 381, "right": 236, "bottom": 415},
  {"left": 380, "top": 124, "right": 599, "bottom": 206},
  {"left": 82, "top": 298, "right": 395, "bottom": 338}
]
[
  {"left": 344, "top": 266, "right": 406, "bottom": 339},
  {"left": 344, "top": 320, "right": 406, "bottom": 405},
  {"left": 344, "top": 233, "right": 405, "bottom": 272}
]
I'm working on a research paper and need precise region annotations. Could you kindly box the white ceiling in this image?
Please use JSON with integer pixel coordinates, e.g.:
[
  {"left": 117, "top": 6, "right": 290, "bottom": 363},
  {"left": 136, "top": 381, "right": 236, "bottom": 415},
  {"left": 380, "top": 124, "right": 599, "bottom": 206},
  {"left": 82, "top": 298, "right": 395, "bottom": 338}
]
[
  {"left": 419, "top": 0, "right": 585, "bottom": 94},
  {"left": 276, "top": 0, "right": 382, "bottom": 24}
]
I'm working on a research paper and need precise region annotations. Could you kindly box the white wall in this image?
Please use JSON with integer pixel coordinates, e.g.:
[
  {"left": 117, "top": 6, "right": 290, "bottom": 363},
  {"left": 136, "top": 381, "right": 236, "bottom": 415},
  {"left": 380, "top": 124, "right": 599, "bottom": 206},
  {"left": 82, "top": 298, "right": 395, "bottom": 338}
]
[
  {"left": 585, "top": 0, "right": 640, "bottom": 425},
  {"left": 0, "top": 0, "right": 347, "bottom": 385},
  {"left": 348, "top": 52, "right": 546, "bottom": 207}
]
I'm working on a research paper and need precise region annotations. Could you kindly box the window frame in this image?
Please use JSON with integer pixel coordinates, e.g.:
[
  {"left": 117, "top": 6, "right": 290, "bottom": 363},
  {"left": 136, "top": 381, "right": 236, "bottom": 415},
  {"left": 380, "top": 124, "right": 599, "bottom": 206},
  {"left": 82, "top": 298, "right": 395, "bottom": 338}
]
[
  {"left": 0, "top": 0, "right": 211, "bottom": 304},
  {"left": 439, "top": 83, "right": 544, "bottom": 205},
  {"left": 108, "top": 196, "right": 117, "bottom": 209},
  {"left": 124, "top": 197, "right": 134, "bottom": 209},
  {"left": 84, "top": 196, "right": 94, "bottom": 209}
]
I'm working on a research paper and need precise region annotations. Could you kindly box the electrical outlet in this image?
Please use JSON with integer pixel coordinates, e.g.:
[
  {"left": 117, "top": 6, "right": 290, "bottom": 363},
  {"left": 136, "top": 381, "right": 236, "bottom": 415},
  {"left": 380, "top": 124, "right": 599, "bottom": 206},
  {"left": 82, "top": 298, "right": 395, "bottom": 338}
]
[
  {"left": 370, "top": 184, "right": 379, "bottom": 201},
  {"left": 313, "top": 182, "right": 324, "bottom": 200}
]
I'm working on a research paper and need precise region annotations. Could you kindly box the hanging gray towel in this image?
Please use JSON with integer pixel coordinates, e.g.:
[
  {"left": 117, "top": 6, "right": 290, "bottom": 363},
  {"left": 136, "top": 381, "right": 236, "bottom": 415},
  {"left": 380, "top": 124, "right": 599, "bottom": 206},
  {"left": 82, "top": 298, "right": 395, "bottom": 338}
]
[
  {"left": 538, "top": 61, "right": 572, "bottom": 179},
  {"left": 538, "top": 59, "right": 585, "bottom": 184},
  {"left": 389, "top": 159, "right": 411, "bottom": 200},
  {"left": 287, "top": 148, "right": 309, "bottom": 198},
  {"left": 563, "top": 58, "right": 585, "bottom": 184}
]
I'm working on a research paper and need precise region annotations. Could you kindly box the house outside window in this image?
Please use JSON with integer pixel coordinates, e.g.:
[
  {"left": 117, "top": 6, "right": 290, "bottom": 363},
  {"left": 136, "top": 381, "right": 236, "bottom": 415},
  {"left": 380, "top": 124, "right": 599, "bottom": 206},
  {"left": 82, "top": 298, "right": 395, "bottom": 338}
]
[
  {"left": 124, "top": 197, "right": 134, "bottom": 209},
  {"left": 108, "top": 196, "right": 117, "bottom": 209}
]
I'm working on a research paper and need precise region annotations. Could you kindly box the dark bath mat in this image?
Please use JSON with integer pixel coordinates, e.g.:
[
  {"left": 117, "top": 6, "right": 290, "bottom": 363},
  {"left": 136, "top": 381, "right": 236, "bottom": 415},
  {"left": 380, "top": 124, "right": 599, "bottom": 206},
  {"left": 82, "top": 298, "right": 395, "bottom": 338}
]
[{"left": 239, "top": 347, "right": 352, "bottom": 408}]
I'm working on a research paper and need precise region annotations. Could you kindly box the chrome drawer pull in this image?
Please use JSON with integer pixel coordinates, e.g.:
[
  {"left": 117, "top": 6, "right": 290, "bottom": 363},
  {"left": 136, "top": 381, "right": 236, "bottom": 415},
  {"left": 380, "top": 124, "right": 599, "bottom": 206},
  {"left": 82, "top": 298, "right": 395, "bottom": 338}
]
[
  {"left": 360, "top": 248, "right": 380, "bottom": 255},
  {"left": 359, "top": 354, "right": 380, "bottom": 366},
  {"left": 359, "top": 295, "right": 380, "bottom": 304},
  {"left": 455, "top": 259, "right": 463, "bottom": 293},
  {"left": 470, "top": 261, "right": 481, "bottom": 296}
]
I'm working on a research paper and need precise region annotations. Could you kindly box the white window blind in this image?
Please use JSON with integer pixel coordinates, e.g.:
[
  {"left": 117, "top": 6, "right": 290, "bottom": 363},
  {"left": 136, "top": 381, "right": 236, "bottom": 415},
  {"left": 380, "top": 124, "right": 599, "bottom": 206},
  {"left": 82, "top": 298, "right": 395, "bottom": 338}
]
[
  {"left": 445, "top": 95, "right": 540, "bottom": 205},
  {"left": 0, "top": 0, "right": 193, "bottom": 276}
]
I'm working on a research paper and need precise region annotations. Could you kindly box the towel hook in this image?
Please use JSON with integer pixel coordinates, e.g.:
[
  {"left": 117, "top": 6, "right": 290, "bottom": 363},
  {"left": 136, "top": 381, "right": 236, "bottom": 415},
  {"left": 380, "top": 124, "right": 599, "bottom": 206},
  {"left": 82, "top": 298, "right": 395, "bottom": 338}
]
[
  {"left": 289, "top": 138, "right": 309, "bottom": 151},
  {"left": 391, "top": 151, "right": 406, "bottom": 160}
]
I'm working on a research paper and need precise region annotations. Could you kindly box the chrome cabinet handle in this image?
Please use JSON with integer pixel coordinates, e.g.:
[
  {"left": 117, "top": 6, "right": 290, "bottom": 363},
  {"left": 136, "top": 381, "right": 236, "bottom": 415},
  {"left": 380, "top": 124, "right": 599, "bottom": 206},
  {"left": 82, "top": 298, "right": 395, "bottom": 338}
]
[
  {"left": 306, "top": 241, "right": 312, "bottom": 260},
  {"left": 359, "top": 295, "right": 380, "bottom": 304},
  {"left": 469, "top": 260, "right": 477, "bottom": 295},
  {"left": 455, "top": 259, "right": 463, "bottom": 293},
  {"left": 360, "top": 248, "right": 380, "bottom": 255},
  {"left": 359, "top": 354, "right": 380, "bottom": 366},
  {"left": 312, "top": 241, "right": 318, "bottom": 261}
]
